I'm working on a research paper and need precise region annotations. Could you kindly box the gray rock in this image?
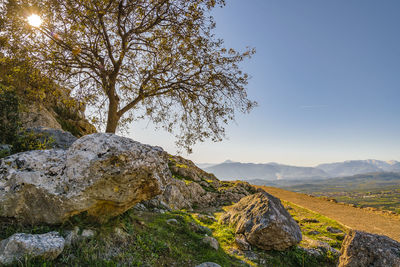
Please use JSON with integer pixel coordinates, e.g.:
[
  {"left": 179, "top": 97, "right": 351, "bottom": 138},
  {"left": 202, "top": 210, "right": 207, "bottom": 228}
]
[
  {"left": 339, "top": 230, "right": 400, "bottom": 267},
  {"left": 301, "top": 236, "right": 340, "bottom": 258},
  {"left": 189, "top": 222, "right": 212, "bottom": 235},
  {"left": 81, "top": 229, "right": 95, "bottom": 238},
  {"left": 64, "top": 227, "right": 95, "bottom": 247},
  {"left": 235, "top": 234, "right": 251, "bottom": 251},
  {"left": 166, "top": 219, "right": 179, "bottom": 225},
  {"left": 64, "top": 226, "right": 80, "bottom": 246},
  {"left": 307, "top": 230, "right": 320, "bottom": 235},
  {"left": 220, "top": 191, "right": 302, "bottom": 251},
  {"left": 28, "top": 127, "right": 77, "bottom": 149},
  {"left": 195, "top": 263, "right": 221, "bottom": 267},
  {"left": 140, "top": 198, "right": 171, "bottom": 211},
  {"left": 133, "top": 203, "right": 148, "bottom": 211},
  {"left": 0, "top": 133, "right": 171, "bottom": 224},
  {"left": 202, "top": 236, "right": 219, "bottom": 250},
  {"left": 113, "top": 227, "right": 129, "bottom": 240},
  {"left": 0, "top": 232, "right": 64, "bottom": 265},
  {"left": 327, "top": 226, "right": 344, "bottom": 234}
]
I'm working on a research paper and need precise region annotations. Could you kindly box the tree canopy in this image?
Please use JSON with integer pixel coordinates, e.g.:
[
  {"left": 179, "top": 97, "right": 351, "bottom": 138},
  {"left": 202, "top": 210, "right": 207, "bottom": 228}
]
[{"left": 1, "top": 0, "right": 256, "bottom": 151}]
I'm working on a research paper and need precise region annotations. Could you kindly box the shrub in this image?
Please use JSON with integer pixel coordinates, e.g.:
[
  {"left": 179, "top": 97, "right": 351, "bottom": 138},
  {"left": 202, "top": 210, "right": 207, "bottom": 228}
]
[
  {"left": 11, "top": 130, "right": 54, "bottom": 154},
  {"left": 0, "top": 84, "right": 20, "bottom": 144}
]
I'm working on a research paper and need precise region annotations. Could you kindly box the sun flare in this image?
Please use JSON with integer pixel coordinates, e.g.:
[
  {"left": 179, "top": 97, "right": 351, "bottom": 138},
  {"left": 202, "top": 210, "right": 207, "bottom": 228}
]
[{"left": 27, "top": 14, "right": 42, "bottom": 27}]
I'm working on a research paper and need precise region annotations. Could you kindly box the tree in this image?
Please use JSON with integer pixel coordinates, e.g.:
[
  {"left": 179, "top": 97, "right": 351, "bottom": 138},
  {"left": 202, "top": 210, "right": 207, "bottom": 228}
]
[{"left": 1, "top": 0, "right": 256, "bottom": 151}]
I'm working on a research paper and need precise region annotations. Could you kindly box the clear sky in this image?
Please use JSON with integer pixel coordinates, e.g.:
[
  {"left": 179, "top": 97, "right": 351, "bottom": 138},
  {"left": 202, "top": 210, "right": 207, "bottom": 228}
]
[{"left": 128, "top": 0, "right": 400, "bottom": 166}]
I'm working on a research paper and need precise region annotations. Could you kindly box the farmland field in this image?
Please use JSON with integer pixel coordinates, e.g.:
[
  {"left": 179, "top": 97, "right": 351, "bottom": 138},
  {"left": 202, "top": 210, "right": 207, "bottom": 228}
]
[{"left": 280, "top": 173, "right": 400, "bottom": 214}]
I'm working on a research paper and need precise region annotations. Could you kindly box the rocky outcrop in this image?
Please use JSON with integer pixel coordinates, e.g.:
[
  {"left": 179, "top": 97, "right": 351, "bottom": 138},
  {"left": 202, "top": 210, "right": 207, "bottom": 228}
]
[
  {"left": 0, "top": 133, "right": 171, "bottom": 224},
  {"left": 169, "top": 155, "right": 219, "bottom": 183},
  {"left": 28, "top": 126, "right": 78, "bottom": 149},
  {"left": 220, "top": 191, "right": 302, "bottom": 251},
  {"left": 0, "top": 232, "right": 64, "bottom": 265},
  {"left": 338, "top": 230, "right": 400, "bottom": 267},
  {"left": 20, "top": 101, "right": 96, "bottom": 138},
  {"left": 152, "top": 155, "right": 256, "bottom": 210},
  {"left": 20, "top": 104, "right": 63, "bottom": 130}
]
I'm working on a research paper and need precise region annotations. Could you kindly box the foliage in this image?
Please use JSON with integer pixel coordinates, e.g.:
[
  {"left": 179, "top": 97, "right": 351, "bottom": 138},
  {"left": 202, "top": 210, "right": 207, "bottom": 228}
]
[
  {"left": 1, "top": 0, "right": 256, "bottom": 151},
  {"left": 0, "top": 53, "right": 94, "bottom": 137},
  {"left": 0, "top": 84, "right": 54, "bottom": 157},
  {"left": 0, "top": 83, "right": 20, "bottom": 144},
  {"left": 0, "top": 55, "right": 58, "bottom": 105},
  {"left": 11, "top": 130, "right": 55, "bottom": 154}
]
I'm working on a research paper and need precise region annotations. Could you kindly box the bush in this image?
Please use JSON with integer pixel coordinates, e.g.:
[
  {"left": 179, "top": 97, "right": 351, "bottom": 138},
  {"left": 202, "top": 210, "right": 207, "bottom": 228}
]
[
  {"left": 0, "top": 84, "right": 54, "bottom": 158},
  {"left": 11, "top": 130, "right": 54, "bottom": 154},
  {"left": 0, "top": 84, "right": 20, "bottom": 144}
]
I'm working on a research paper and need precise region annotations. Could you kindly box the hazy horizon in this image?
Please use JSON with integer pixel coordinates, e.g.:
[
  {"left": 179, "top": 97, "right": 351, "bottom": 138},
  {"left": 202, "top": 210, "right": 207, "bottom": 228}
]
[
  {"left": 194, "top": 159, "right": 400, "bottom": 168},
  {"left": 127, "top": 0, "right": 400, "bottom": 166}
]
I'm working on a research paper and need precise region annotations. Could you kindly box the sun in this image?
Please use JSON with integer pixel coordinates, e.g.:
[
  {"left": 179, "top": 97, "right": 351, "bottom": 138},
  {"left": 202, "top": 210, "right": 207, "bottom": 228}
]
[{"left": 27, "top": 14, "right": 42, "bottom": 27}]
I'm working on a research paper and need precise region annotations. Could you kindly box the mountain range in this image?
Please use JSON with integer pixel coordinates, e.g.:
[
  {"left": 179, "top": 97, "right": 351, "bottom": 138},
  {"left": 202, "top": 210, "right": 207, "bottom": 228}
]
[{"left": 198, "top": 159, "right": 400, "bottom": 181}]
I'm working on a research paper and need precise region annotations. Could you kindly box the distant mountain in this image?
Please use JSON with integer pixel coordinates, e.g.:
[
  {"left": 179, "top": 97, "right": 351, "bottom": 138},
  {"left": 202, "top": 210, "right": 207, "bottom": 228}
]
[
  {"left": 204, "top": 162, "right": 329, "bottom": 181},
  {"left": 195, "top": 163, "right": 217, "bottom": 169},
  {"left": 316, "top": 160, "right": 400, "bottom": 177},
  {"left": 195, "top": 160, "right": 237, "bottom": 170},
  {"left": 201, "top": 159, "right": 400, "bottom": 181}
]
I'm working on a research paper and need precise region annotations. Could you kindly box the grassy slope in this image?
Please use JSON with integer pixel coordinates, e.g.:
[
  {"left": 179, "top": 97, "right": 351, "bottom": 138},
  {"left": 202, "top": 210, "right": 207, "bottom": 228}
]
[
  {"left": 0, "top": 199, "right": 345, "bottom": 267},
  {"left": 282, "top": 201, "right": 347, "bottom": 250}
]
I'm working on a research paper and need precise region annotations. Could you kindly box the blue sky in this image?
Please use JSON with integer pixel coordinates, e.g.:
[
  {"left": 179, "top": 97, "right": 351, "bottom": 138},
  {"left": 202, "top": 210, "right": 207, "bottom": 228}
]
[{"left": 128, "top": 0, "right": 400, "bottom": 166}]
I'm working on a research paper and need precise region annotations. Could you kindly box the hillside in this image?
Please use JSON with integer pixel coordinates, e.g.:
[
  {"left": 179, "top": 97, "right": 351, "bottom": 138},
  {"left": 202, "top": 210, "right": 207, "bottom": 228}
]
[{"left": 0, "top": 138, "right": 342, "bottom": 267}]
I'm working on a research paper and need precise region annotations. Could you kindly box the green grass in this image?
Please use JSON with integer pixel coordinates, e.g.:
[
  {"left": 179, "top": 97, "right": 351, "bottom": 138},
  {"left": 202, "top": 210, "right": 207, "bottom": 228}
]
[
  {"left": 0, "top": 196, "right": 347, "bottom": 267},
  {"left": 193, "top": 208, "right": 340, "bottom": 267},
  {"left": 0, "top": 210, "right": 246, "bottom": 267},
  {"left": 282, "top": 201, "right": 347, "bottom": 250}
]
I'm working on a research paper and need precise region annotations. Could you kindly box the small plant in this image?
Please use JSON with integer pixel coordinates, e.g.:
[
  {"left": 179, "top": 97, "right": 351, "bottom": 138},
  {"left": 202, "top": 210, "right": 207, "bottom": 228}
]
[{"left": 11, "top": 130, "right": 55, "bottom": 154}]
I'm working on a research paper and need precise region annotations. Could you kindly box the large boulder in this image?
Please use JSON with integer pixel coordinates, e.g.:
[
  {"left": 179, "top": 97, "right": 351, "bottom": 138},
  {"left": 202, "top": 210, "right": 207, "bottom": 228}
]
[
  {"left": 0, "top": 232, "right": 64, "bottom": 265},
  {"left": 338, "top": 230, "right": 400, "bottom": 267},
  {"left": 0, "top": 133, "right": 171, "bottom": 224},
  {"left": 220, "top": 191, "right": 302, "bottom": 251}
]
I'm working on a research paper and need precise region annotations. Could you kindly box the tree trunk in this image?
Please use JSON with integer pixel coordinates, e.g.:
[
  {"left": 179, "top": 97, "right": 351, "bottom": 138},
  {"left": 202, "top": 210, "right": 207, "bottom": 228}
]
[{"left": 105, "top": 93, "right": 120, "bottom": 133}]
